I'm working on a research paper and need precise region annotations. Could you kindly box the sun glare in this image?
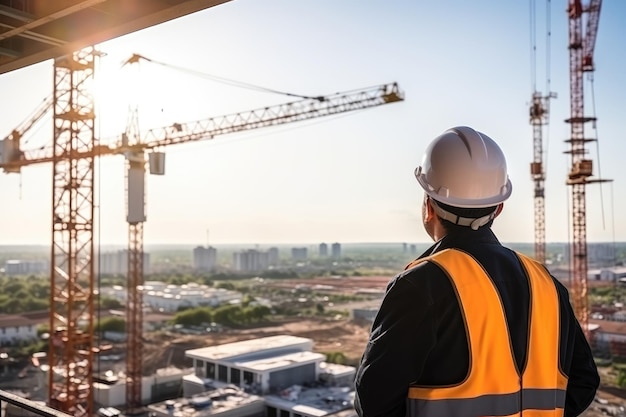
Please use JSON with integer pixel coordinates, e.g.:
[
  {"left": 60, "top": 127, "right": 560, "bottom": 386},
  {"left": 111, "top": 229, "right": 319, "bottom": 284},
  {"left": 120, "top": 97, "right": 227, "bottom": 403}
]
[{"left": 91, "top": 55, "right": 141, "bottom": 140}]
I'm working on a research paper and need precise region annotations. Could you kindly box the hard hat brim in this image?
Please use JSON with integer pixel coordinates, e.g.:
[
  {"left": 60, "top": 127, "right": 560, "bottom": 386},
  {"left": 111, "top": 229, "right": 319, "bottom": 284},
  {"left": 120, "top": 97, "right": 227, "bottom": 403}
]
[{"left": 415, "top": 167, "right": 512, "bottom": 208}]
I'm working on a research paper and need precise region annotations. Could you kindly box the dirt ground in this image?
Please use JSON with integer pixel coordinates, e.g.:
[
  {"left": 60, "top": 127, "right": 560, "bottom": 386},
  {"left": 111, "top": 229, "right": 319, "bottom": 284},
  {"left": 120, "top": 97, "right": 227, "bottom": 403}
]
[{"left": 141, "top": 316, "right": 372, "bottom": 374}]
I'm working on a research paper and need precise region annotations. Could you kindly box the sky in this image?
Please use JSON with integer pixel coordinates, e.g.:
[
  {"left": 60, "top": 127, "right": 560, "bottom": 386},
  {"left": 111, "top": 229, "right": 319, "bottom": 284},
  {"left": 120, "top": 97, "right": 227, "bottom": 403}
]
[{"left": 1, "top": 0, "right": 625, "bottom": 246}]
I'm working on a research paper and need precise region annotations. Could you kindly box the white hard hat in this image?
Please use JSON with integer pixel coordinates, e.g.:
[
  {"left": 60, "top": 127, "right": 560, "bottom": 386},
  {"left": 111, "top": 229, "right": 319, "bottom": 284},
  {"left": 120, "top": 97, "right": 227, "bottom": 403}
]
[{"left": 415, "top": 126, "right": 512, "bottom": 208}]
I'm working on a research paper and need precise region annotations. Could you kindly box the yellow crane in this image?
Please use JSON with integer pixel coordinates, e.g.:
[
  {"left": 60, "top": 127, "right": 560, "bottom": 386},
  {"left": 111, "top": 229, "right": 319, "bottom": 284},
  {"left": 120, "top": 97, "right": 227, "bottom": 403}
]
[{"left": 0, "top": 46, "right": 404, "bottom": 416}]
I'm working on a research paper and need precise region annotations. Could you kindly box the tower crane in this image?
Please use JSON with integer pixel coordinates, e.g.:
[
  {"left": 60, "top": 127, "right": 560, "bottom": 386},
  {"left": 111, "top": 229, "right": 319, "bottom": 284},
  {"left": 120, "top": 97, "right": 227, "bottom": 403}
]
[
  {"left": 118, "top": 55, "right": 399, "bottom": 411},
  {"left": 0, "top": 46, "right": 404, "bottom": 416},
  {"left": 529, "top": 91, "right": 554, "bottom": 264},
  {"left": 1, "top": 96, "right": 53, "bottom": 173},
  {"left": 528, "top": 0, "right": 556, "bottom": 264},
  {"left": 565, "top": 0, "right": 610, "bottom": 339}
]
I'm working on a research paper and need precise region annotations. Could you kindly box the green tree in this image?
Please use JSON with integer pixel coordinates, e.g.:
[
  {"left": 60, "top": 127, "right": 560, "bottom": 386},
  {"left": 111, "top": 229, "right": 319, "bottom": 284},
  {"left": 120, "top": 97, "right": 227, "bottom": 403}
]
[
  {"left": 23, "top": 297, "right": 48, "bottom": 311},
  {"left": 29, "top": 281, "right": 50, "bottom": 299},
  {"left": 241, "top": 294, "right": 256, "bottom": 307},
  {"left": 3, "top": 280, "right": 25, "bottom": 294},
  {"left": 96, "top": 317, "right": 126, "bottom": 332},
  {"left": 213, "top": 304, "right": 244, "bottom": 326},
  {"left": 1, "top": 297, "right": 22, "bottom": 314},
  {"left": 216, "top": 282, "right": 236, "bottom": 291},
  {"left": 324, "top": 351, "right": 347, "bottom": 365},
  {"left": 173, "top": 307, "right": 213, "bottom": 326},
  {"left": 316, "top": 303, "right": 325, "bottom": 315},
  {"left": 245, "top": 305, "right": 271, "bottom": 322},
  {"left": 99, "top": 296, "right": 122, "bottom": 309},
  {"left": 37, "top": 324, "right": 50, "bottom": 337},
  {"left": 618, "top": 369, "right": 626, "bottom": 388}
]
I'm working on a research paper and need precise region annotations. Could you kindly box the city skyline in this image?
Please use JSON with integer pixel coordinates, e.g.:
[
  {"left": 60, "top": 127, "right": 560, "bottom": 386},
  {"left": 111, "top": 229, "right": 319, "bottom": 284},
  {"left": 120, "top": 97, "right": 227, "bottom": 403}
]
[{"left": 1, "top": 1, "right": 625, "bottom": 246}]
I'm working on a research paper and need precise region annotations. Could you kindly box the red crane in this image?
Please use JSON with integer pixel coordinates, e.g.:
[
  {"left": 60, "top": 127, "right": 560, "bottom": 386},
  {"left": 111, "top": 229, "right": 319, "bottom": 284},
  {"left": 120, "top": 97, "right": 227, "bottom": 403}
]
[
  {"left": 529, "top": 91, "right": 552, "bottom": 264},
  {"left": 528, "top": 0, "right": 556, "bottom": 264},
  {"left": 565, "top": 0, "right": 609, "bottom": 339},
  {"left": 120, "top": 77, "right": 404, "bottom": 413},
  {"left": 0, "top": 48, "right": 403, "bottom": 415}
]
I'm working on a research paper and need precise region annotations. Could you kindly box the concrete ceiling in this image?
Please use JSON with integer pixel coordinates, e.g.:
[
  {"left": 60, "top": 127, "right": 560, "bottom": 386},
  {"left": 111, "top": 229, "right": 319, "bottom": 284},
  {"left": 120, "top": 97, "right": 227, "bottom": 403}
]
[{"left": 0, "top": 0, "right": 231, "bottom": 75}]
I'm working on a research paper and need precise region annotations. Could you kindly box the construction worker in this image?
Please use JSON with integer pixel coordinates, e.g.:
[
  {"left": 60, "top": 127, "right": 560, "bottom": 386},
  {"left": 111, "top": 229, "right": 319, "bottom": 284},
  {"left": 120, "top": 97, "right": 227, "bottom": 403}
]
[{"left": 354, "top": 126, "right": 599, "bottom": 417}]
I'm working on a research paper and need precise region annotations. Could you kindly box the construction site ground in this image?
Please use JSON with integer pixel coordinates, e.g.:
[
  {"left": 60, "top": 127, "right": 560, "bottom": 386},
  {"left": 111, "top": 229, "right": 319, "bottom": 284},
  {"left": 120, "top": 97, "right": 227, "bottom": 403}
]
[
  {"left": 138, "top": 316, "right": 626, "bottom": 416},
  {"left": 141, "top": 316, "right": 372, "bottom": 374}
]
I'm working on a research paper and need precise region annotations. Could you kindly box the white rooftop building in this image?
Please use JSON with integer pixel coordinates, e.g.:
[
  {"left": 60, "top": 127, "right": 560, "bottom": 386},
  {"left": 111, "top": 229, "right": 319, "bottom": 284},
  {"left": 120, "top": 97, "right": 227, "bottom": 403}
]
[
  {"left": 93, "top": 367, "right": 192, "bottom": 408},
  {"left": 606, "top": 267, "right": 626, "bottom": 282},
  {"left": 185, "top": 335, "right": 324, "bottom": 396},
  {"left": 100, "top": 281, "right": 243, "bottom": 312},
  {"left": 148, "top": 386, "right": 265, "bottom": 417},
  {"left": 180, "top": 335, "right": 357, "bottom": 417},
  {"left": 265, "top": 385, "right": 354, "bottom": 417}
]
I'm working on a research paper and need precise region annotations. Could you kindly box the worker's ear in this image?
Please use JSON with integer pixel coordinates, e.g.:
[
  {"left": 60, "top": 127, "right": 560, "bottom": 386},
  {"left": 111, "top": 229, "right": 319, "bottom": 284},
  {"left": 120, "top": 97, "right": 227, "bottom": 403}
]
[
  {"left": 494, "top": 203, "right": 504, "bottom": 218},
  {"left": 424, "top": 197, "right": 436, "bottom": 222}
]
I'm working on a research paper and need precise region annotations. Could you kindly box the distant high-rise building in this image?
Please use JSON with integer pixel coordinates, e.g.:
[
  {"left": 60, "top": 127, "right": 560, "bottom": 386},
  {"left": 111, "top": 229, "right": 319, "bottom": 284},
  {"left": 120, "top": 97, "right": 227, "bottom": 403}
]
[
  {"left": 3, "top": 260, "right": 48, "bottom": 276},
  {"left": 291, "top": 247, "right": 308, "bottom": 261},
  {"left": 319, "top": 243, "right": 328, "bottom": 257},
  {"left": 97, "top": 250, "right": 150, "bottom": 275},
  {"left": 403, "top": 243, "right": 408, "bottom": 253},
  {"left": 267, "top": 247, "right": 279, "bottom": 267},
  {"left": 410, "top": 244, "right": 417, "bottom": 255},
  {"left": 588, "top": 243, "right": 616, "bottom": 266},
  {"left": 331, "top": 242, "right": 341, "bottom": 259},
  {"left": 233, "top": 249, "right": 269, "bottom": 272},
  {"left": 193, "top": 246, "right": 217, "bottom": 271}
]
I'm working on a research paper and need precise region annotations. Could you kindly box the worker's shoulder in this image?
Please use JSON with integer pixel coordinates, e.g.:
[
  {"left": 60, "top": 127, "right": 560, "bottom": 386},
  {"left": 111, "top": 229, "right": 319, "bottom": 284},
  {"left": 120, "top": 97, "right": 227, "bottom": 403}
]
[
  {"left": 398, "top": 254, "right": 452, "bottom": 287},
  {"left": 391, "top": 258, "right": 459, "bottom": 306},
  {"left": 403, "top": 247, "right": 478, "bottom": 271}
]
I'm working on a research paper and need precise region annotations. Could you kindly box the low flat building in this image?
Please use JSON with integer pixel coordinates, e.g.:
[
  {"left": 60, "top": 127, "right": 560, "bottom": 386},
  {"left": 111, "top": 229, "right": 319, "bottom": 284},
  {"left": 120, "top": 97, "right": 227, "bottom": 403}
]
[
  {"left": 185, "top": 335, "right": 323, "bottom": 395},
  {"left": 93, "top": 366, "right": 192, "bottom": 408},
  {"left": 351, "top": 307, "right": 379, "bottom": 323},
  {"left": 265, "top": 385, "right": 354, "bottom": 417},
  {"left": 0, "top": 314, "right": 40, "bottom": 344},
  {"left": 100, "top": 281, "right": 242, "bottom": 312},
  {"left": 318, "top": 362, "right": 356, "bottom": 388},
  {"left": 92, "top": 335, "right": 357, "bottom": 415},
  {"left": 148, "top": 386, "right": 264, "bottom": 417}
]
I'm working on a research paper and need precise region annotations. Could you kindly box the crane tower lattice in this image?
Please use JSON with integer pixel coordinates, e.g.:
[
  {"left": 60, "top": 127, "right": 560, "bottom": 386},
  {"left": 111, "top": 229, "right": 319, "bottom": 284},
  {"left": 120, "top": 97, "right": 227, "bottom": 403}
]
[{"left": 565, "top": 0, "right": 610, "bottom": 339}]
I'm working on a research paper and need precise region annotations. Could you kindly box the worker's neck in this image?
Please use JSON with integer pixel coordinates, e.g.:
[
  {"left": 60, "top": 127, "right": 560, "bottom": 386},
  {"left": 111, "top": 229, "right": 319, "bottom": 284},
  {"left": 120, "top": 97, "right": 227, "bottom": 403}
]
[{"left": 431, "top": 218, "right": 447, "bottom": 242}]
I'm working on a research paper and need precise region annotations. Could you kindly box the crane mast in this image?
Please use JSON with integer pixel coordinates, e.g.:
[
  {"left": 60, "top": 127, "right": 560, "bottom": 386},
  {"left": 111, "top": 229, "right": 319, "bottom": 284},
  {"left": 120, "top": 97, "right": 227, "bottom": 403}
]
[
  {"left": 528, "top": 0, "right": 555, "bottom": 265},
  {"left": 565, "top": 0, "right": 605, "bottom": 339},
  {"left": 48, "top": 47, "right": 97, "bottom": 417},
  {"left": 0, "top": 72, "right": 404, "bottom": 415},
  {"left": 123, "top": 107, "right": 146, "bottom": 413},
  {"left": 530, "top": 92, "right": 551, "bottom": 265}
]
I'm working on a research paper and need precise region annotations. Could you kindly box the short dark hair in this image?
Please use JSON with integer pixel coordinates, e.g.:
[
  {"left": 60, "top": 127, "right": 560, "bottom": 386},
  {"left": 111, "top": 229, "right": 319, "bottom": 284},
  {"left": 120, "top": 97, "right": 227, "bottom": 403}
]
[{"left": 433, "top": 199, "right": 498, "bottom": 233}]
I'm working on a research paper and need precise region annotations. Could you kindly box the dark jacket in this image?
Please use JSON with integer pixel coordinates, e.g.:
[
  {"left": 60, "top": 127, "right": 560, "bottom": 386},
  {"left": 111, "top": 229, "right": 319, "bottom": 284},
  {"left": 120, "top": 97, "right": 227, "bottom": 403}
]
[{"left": 354, "top": 226, "right": 599, "bottom": 417}]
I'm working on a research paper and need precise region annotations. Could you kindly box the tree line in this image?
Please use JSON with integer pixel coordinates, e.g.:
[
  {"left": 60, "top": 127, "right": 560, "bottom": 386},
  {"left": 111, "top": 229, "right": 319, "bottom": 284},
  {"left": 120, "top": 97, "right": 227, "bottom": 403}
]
[{"left": 96, "top": 303, "right": 271, "bottom": 332}]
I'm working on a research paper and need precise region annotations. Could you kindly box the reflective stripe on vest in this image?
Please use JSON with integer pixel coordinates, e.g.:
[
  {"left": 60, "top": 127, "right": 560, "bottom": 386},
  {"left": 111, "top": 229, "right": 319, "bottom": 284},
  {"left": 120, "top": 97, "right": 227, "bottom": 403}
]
[{"left": 405, "top": 249, "right": 568, "bottom": 417}]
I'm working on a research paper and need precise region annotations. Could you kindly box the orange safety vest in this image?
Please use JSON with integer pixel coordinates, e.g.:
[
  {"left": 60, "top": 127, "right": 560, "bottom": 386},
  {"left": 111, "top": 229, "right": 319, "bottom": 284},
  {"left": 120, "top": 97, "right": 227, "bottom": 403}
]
[{"left": 405, "top": 249, "right": 568, "bottom": 417}]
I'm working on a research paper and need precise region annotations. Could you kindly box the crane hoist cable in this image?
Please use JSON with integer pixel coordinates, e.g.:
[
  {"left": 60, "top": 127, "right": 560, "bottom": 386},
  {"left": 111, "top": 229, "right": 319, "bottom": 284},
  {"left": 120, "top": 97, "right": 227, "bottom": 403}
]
[
  {"left": 529, "top": 0, "right": 537, "bottom": 92},
  {"left": 588, "top": 73, "right": 608, "bottom": 230},
  {"left": 528, "top": 0, "right": 554, "bottom": 175},
  {"left": 544, "top": 0, "right": 552, "bottom": 171},
  {"left": 122, "top": 53, "right": 327, "bottom": 101}
]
